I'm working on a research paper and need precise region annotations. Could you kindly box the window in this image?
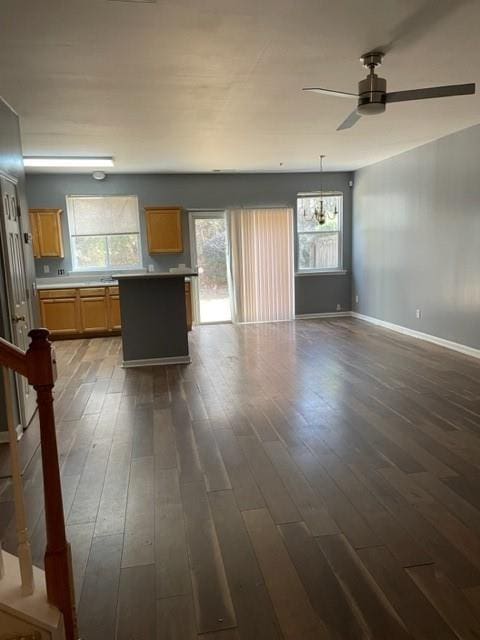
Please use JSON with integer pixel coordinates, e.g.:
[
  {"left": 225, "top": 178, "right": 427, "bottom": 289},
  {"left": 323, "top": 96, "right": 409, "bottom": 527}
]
[
  {"left": 296, "top": 193, "right": 343, "bottom": 272},
  {"left": 66, "top": 195, "right": 142, "bottom": 271}
]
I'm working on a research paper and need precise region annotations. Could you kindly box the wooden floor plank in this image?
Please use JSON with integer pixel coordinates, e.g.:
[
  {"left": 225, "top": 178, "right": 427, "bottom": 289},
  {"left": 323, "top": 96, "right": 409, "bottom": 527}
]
[
  {"left": 153, "top": 408, "right": 178, "bottom": 469},
  {"left": 122, "top": 456, "right": 155, "bottom": 567},
  {"left": 156, "top": 594, "right": 197, "bottom": 640},
  {"left": 67, "top": 440, "right": 110, "bottom": 525},
  {"left": 407, "top": 564, "right": 480, "bottom": 640},
  {"left": 94, "top": 440, "right": 131, "bottom": 537},
  {"left": 279, "top": 521, "right": 368, "bottom": 639},
  {"left": 155, "top": 466, "right": 191, "bottom": 598},
  {"left": 213, "top": 429, "right": 265, "bottom": 511},
  {"left": 289, "top": 444, "right": 380, "bottom": 549},
  {"left": 78, "top": 533, "right": 123, "bottom": 640},
  {"left": 243, "top": 508, "right": 329, "bottom": 640},
  {"left": 116, "top": 564, "right": 156, "bottom": 640},
  {"left": 181, "top": 480, "right": 236, "bottom": 634},
  {"left": 316, "top": 534, "right": 412, "bottom": 640},
  {"left": 237, "top": 436, "right": 301, "bottom": 524},
  {"left": 192, "top": 419, "right": 232, "bottom": 492},
  {"left": 67, "top": 522, "right": 95, "bottom": 606},
  {"left": 357, "top": 546, "right": 458, "bottom": 640},
  {"left": 208, "top": 490, "right": 282, "bottom": 640},
  {"left": 264, "top": 441, "right": 339, "bottom": 536}
]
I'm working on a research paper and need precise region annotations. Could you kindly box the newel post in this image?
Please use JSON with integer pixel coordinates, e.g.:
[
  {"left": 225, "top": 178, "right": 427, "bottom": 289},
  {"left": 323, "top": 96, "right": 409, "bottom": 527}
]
[{"left": 26, "top": 329, "right": 78, "bottom": 640}]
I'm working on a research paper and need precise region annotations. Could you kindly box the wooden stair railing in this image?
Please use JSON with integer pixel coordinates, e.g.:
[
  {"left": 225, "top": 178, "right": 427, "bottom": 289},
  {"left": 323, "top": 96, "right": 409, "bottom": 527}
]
[{"left": 0, "top": 329, "right": 78, "bottom": 640}]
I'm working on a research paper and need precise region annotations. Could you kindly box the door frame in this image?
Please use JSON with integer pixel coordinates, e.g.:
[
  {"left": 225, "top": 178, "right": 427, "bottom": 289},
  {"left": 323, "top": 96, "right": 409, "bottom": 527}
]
[
  {"left": 188, "top": 210, "right": 231, "bottom": 325},
  {"left": 0, "top": 172, "right": 36, "bottom": 436}
]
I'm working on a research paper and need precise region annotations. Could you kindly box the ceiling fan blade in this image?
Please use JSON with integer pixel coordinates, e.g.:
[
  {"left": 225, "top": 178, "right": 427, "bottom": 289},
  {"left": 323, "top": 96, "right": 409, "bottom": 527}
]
[
  {"left": 337, "top": 109, "right": 362, "bottom": 130},
  {"left": 371, "top": 0, "right": 474, "bottom": 55},
  {"left": 303, "top": 87, "right": 357, "bottom": 99},
  {"left": 386, "top": 83, "right": 475, "bottom": 103}
]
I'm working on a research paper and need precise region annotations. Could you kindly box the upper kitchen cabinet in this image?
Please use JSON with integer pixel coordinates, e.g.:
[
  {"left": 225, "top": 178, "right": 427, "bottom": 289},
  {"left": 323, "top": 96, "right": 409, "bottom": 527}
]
[
  {"left": 145, "top": 206, "right": 183, "bottom": 253},
  {"left": 29, "top": 208, "right": 64, "bottom": 258}
]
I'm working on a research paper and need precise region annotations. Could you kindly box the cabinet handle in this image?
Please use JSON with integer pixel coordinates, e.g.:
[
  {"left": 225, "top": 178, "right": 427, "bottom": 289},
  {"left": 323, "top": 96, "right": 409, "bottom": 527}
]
[{"left": 12, "top": 315, "right": 26, "bottom": 323}]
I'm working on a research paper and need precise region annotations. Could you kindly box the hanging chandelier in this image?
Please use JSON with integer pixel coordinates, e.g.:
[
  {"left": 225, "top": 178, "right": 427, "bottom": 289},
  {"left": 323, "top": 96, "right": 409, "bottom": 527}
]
[{"left": 302, "top": 155, "right": 338, "bottom": 226}]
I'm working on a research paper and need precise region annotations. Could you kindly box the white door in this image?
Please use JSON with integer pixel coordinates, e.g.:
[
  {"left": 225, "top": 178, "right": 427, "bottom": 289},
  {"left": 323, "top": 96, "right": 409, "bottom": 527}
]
[
  {"left": 189, "top": 212, "right": 231, "bottom": 324},
  {"left": 0, "top": 175, "right": 36, "bottom": 427}
]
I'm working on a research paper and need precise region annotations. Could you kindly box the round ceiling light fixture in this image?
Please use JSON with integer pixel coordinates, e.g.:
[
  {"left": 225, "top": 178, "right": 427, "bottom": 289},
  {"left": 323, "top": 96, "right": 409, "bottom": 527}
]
[{"left": 92, "top": 171, "right": 106, "bottom": 180}]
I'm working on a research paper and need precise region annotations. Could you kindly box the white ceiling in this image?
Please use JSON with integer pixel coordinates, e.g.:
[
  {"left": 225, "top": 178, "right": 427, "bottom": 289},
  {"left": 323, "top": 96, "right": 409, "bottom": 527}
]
[{"left": 2, "top": 0, "right": 480, "bottom": 173}]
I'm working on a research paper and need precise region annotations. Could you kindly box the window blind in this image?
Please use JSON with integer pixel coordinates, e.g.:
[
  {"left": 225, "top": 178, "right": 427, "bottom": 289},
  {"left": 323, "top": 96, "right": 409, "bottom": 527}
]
[{"left": 67, "top": 196, "right": 140, "bottom": 236}]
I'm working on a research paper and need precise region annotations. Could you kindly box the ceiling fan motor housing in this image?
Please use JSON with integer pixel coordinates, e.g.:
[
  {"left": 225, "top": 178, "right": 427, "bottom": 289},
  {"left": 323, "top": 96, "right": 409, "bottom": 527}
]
[{"left": 357, "top": 74, "right": 387, "bottom": 115}]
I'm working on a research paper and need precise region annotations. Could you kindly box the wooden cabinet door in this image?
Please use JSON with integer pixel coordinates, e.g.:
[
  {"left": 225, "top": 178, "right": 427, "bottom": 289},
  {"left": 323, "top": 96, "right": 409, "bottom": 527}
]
[
  {"left": 108, "top": 294, "right": 121, "bottom": 330},
  {"left": 29, "top": 211, "right": 40, "bottom": 258},
  {"left": 29, "top": 209, "right": 64, "bottom": 258},
  {"left": 40, "top": 298, "right": 80, "bottom": 335},
  {"left": 80, "top": 296, "right": 109, "bottom": 333},
  {"left": 145, "top": 207, "right": 183, "bottom": 253}
]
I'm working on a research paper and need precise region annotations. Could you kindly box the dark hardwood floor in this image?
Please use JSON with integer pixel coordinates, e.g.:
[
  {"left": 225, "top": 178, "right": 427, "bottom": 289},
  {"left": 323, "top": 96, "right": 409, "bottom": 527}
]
[{"left": 1, "top": 317, "right": 480, "bottom": 639}]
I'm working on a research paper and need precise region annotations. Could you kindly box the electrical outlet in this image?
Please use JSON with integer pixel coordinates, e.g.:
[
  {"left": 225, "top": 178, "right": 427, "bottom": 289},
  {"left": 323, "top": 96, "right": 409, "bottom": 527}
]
[
  {"left": 336, "top": 303, "right": 341, "bottom": 311},
  {"left": 416, "top": 308, "right": 422, "bottom": 319},
  {"left": 147, "top": 264, "right": 154, "bottom": 273},
  {"left": 43, "top": 265, "right": 50, "bottom": 274},
  {"left": 58, "top": 268, "right": 65, "bottom": 275},
  {"left": 355, "top": 295, "right": 359, "bottom": 304}
]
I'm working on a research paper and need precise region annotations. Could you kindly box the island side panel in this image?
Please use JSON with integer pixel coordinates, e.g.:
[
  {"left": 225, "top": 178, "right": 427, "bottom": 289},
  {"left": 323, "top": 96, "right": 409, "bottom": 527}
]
[{"left": 119, "top": 277, "right": 189, "bottom": 364}]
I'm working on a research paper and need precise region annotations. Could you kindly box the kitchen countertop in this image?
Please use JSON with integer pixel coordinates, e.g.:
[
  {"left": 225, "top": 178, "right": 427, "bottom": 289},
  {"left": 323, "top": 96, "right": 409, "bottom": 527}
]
[
  {"left": 36, "top": 279, "right": 119, "bottom": 290},
  {"left": 36, "top": 271, "right": 196, "bottom": 290},
  {"left": 116, "top": 272, "right": 197, "bottom": 281}
]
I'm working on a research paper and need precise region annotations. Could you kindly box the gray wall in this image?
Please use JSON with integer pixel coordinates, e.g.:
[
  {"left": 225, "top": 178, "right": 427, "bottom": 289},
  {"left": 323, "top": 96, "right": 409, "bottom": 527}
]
[
  {"left": 353, "top": 123, "right": 480, "bottom": 350},
  {"left": 26, "top": 171, "right": 353, "bottom": 315}
]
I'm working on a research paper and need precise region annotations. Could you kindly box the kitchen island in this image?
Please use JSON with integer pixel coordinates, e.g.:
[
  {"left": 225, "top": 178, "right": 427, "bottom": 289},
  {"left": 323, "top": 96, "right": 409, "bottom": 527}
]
[{"left": 117, "top": 272, "right": 197, "bottom": 367}]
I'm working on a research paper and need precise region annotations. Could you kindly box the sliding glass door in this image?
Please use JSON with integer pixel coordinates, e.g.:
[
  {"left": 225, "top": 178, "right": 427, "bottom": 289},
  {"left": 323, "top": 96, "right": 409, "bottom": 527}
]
[{"left": 190, "top": 212, "right": 231, "bottom": 324}]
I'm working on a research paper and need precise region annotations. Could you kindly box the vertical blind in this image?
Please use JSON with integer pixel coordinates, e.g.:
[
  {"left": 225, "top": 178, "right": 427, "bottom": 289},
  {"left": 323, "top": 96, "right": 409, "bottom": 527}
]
[{"left": 228, "top": 208, "right": 295, "bottom": 323}]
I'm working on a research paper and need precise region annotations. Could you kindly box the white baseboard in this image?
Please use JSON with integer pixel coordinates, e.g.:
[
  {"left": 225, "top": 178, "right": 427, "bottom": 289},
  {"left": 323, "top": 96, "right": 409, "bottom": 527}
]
[
  {"left": 0, "top": 424, "right": 23, "bottom": 444},
  {"left": 295, "top": 311, "right": 351, "bottom": 319},
  {"left": 122, "top": 355, "right": 191, "bottom": 368},
  {"left": 351, "top": 312, "right": 480, "bottom": 360}
]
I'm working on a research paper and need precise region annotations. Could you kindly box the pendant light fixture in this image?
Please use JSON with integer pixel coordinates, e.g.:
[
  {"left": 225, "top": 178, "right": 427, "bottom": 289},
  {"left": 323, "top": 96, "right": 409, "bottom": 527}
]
[{"left": 301, "top": 155, "right": 338, "bottom": 226}]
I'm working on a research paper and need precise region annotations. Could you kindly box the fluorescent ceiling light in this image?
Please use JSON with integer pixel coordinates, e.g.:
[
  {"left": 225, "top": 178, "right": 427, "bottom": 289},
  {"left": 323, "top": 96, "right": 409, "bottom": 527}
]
[{"left": 23, "top": 156, "right": 114, "bottom": 168}]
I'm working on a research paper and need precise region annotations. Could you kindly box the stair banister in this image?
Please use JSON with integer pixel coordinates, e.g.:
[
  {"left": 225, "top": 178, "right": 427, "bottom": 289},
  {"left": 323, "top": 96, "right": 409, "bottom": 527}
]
[
  {"left": 0, "top": 329, "right": 78, "bottom": 640},
  {"left": 2, "top": 362, "right": 34, "bottom": 595}
]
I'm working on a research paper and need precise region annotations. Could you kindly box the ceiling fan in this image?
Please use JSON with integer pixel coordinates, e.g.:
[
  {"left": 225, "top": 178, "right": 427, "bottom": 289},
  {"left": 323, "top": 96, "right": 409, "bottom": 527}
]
[{"left": 303, "top": 51, "right": 476, "bottom": 130}]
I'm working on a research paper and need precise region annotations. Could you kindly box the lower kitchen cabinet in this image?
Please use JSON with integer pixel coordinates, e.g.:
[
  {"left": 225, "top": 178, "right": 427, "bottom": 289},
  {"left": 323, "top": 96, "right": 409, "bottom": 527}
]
[
  {"left": 80, "top": 296, "right": 109, "bottom": 333},
  {"left": 39, "top": 286, "right": 119, "bottom": 337},
  {"left": 39, "top": 282, "right": 192, "bottom": 337},
  {"left": 108, "top": 291, "right": 122, "bottom": 331},
  {"left": 40, "top": 297, "right": 80, "bottom": 335}
]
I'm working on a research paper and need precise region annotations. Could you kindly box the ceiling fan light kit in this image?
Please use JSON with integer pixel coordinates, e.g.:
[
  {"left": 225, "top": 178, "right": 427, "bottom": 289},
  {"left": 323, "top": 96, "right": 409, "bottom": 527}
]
[{"left": 303, "top": 51, "right": 475, "bottom": 130}]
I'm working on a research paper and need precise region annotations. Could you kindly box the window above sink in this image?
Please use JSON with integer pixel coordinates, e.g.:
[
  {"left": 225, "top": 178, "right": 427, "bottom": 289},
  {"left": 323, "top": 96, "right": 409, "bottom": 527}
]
[{"left": 66, "top": 195, "right": 143, "bottom": 271}]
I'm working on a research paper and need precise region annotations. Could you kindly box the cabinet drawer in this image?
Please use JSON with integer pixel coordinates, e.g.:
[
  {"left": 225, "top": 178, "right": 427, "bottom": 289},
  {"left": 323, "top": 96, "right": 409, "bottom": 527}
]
[
  {"left": 39, "top": 288, "right": 77, "bottom": 299},
  {"left": 108, "top": 286, "right": 119, "bottom": 295},
  {"left": 79, "top": 287, "right": 106, "bottom": 297}
]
